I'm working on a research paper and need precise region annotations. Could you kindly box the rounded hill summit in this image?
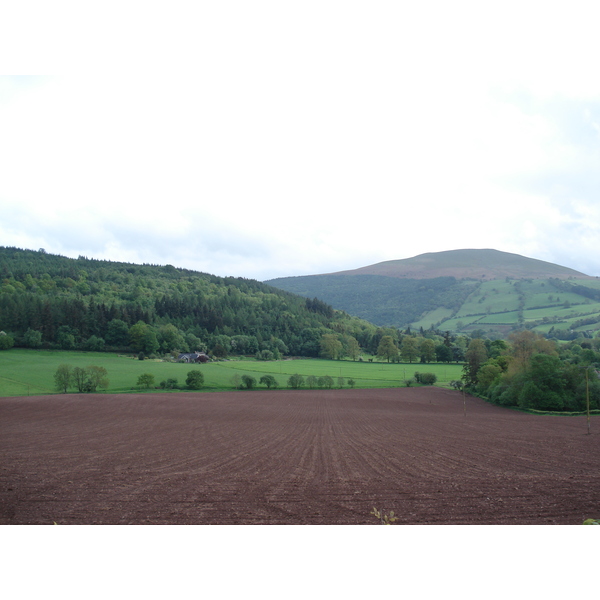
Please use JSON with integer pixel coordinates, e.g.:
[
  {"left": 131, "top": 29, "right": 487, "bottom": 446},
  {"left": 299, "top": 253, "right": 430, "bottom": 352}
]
[{"left": 326, "top": 249, "right": 590, "bottom": 281}]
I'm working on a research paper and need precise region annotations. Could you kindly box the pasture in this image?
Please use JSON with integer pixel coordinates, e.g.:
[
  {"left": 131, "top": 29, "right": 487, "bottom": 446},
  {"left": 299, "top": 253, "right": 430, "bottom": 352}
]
[
  {"left": 0, "top": 349, "right": 465, "bottom": 396},
  {"left": 1, "top": 388, "right": 597, "bottom": 524}
]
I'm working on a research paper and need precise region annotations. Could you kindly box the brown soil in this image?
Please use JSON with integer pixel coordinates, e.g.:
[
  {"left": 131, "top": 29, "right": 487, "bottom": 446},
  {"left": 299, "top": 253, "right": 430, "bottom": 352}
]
[{"left": 1, "top": 388, "right": 598, "bottom": 525}]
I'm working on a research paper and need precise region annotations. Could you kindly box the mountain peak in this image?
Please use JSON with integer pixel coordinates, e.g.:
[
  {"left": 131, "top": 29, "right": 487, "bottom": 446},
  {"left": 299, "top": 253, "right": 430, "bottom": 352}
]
[{"left": 327, "top": 249, "right": 590, "bottom": 280}]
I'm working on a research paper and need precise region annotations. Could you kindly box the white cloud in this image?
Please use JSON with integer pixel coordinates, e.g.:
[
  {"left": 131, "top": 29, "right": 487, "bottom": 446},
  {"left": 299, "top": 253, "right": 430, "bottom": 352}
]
[{"left": 1, "top": 2, "right": 600, "bottom": 279}]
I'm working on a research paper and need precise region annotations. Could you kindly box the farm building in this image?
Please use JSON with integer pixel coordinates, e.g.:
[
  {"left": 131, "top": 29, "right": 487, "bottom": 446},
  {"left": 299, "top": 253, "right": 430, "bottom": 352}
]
[{"left": 178, "top": 352, "right": 210, "bottom": 363}]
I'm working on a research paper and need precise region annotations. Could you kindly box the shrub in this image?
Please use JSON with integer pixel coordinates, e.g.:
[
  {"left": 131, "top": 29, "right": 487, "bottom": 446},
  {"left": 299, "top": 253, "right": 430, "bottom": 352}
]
[
  {"left": 84, "top": 335, "right": 106, "bottom": 352},
  {"left": 0, "top": 333, "right": 14, "bottom": 350},
  {"left": 288, "top": 373, "right": 304, "bottom": 389},
  {"left": 186, "top": 370, "right": 204, "bottom": 389},
  {"left": 241, "top": 374, "right": 257, "bottom": 389},
  {"left": 137, "top": 373, "right": 155, "bottom": 389},
  {"left": 259, "top": 375, "right": 278, "bottom": 389},
  {"left": 414, "top": 372, "right": 437, "bottom": 385},
  {"left": 318, "top": 375, "right": 334, "bottom": 389}
]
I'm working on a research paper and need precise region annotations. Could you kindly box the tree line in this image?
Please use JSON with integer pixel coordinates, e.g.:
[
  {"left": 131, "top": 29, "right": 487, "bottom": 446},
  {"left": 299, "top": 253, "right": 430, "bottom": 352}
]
[
  {"left": 461, "top": 330, "right": 600, "bottom": 412},
  {"left": 318, "top": 327, "right": 467, "bottom": 363},
  {"left": 136, "top": 370, "right": 205, "bottom": 390},
  {"left": 54, "top": 364, "right": 109, "bottom": 393}
]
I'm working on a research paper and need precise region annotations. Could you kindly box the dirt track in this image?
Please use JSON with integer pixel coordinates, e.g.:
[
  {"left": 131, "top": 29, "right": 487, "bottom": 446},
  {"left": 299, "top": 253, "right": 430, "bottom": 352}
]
[{"left": 1, "top": 388, "right": 598, "bottom": 524}]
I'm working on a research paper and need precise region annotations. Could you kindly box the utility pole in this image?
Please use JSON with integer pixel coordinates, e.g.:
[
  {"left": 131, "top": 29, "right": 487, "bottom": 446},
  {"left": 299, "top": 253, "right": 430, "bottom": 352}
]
[{"left": 586, "top": 368, "right": 591, "bottom": 435}]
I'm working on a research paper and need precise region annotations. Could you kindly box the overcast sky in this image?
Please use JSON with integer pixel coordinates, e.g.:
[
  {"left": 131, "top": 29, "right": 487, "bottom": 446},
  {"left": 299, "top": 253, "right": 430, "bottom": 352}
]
[{"left": 1, "top": 2, "right": 599, "bottom": 280}]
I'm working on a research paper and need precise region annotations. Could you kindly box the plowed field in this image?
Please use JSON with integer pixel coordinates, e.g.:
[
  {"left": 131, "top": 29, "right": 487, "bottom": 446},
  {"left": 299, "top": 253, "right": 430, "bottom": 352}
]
[{"left": 1, "top": 388, "right": 598, "bottom": 524}]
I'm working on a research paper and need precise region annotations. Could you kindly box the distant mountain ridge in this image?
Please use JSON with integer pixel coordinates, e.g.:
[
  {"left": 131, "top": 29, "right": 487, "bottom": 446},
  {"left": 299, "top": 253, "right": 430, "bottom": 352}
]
[
  {"left": 267, "top": 249, "right": 600, "bottom": 338},
  {"left": 324, "top": 249, "right": 590, "bottom": 280}
]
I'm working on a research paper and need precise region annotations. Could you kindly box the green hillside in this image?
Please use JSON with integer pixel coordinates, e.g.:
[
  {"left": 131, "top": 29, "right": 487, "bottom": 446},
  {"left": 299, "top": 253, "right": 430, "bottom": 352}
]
[
  {"left": 0, "top": 246, "right": 377, "bottom": 356},
  {"left": 267, "top": 250, "right": 600, "bottom": 339}
]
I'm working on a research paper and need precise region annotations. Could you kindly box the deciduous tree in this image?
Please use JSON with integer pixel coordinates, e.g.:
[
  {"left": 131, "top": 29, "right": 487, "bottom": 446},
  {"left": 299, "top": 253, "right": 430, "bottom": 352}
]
[
  {"left": 345, "top": 336, "right": 361, "bottom": 361},
  {"left": 54, "top": 364, "right": 72, "bottom": 393},
  {"left": 288, "top": 373, "right": 304, "bottom": 389},
  {"left": 105, "top": 319, "right": 130, "bottom": 347},
  {"left": 320, "top": 334, "right": 343, "bottom": 360},
  {"left": 86, "top": 366, "right": 109, "bottom": 392},
  {"left": 73, "top": 366, "right": 89, "bottom": 392},
  {"left": 318, "top": 375, "right": 334, "bottom": 389},
  {"left": 259, "top": 375, "right": 278, "bottom": 389},
  {"left": 377, "top": 335, "right": 398, "bottom": 362},
  {"left": 241, "top": 374, "right": 257, "bottom": 389},
  {"left": 186, "top": 369, "right": 204, "bottom": 389},
  {"left": 24, "top": 328, "right": 42, "bottom": 348},
  {"left": 401, "top": 337, "right": 419, "bottom": 363},
  {"left": 463, "top": 338, "right": 488, "bottom": 386},
  {"left": 419, "top": 338, "right": 436, "bottom": 363},
  {"left": 0, "top": 332, "right": 14, "bottom": 350}
]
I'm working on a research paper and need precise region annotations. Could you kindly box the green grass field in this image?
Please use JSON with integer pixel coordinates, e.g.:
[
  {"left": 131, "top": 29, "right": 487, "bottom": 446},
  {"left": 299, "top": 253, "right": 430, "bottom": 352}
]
[
  {"left": 0, "top": 349, "right": 465, "bottom": 396},
  {"left": 411, "top": 277, "right": 600, "bottom": 337}
]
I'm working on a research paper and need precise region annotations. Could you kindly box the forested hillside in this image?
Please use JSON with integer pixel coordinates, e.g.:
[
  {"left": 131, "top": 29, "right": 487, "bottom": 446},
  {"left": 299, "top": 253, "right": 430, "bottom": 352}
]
[
  {"left": 266, "top": 274, "right": 478, "bottom": 327},
  {"left": 0, "top": 247, "right": 376, "bottom": 357}
]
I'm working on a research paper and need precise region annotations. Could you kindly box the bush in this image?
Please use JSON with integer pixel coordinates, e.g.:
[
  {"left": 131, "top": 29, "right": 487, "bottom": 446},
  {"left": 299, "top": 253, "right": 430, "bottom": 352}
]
[
  {"left": 186, "top": 369, "right": 204, "bottom": 389},
  {"left": 414, "top": 372, "right": 437, "bottom": 385},
  {"left": 259, "top": 375, "right": 278, "bottom": 389},
  {"left": 241, "top": 374, "right": 257, "bottom": 389},
  {"left": 160, "top": 378, "right": 178, "bottom": 389},
  {"left": 84, "top": 335, "right": 106, "bottom": 352},
  {"left": 318, "top": 375, "right": 334, "bottom": 389},
  {"left": 0, "top": 332, "right": 14, "bottom": 350},
  {"left": 137, "top": 373, "right": 155, "bottom": 389},
  {"left": 288, "top": 373, "right": 304, "bottom": 389}
]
